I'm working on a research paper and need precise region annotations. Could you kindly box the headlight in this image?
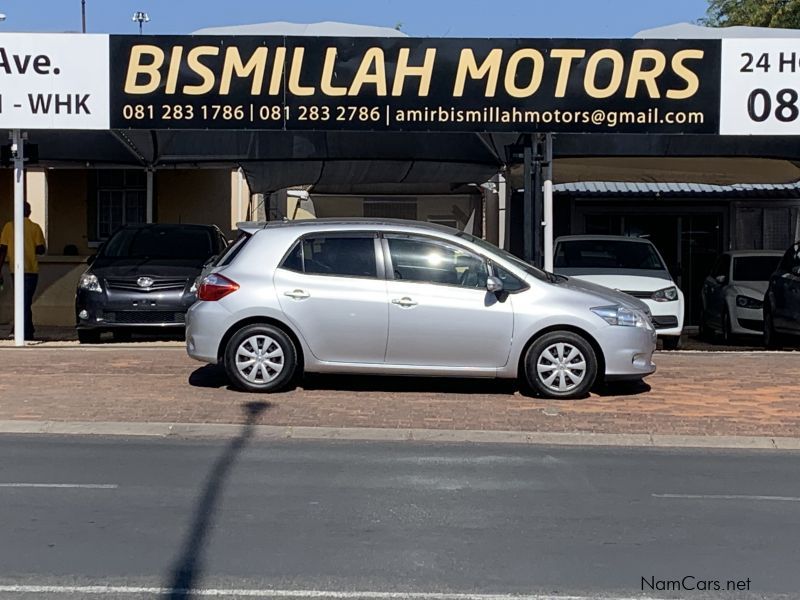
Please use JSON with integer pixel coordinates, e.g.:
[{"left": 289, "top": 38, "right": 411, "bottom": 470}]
[
  {"left": 736, "top": 295, "right": 763, "bottom": 309},
  {"left": 591, "top": 305, "right": 651, "bottom": 329},
  {"left": 78, "top": 273, "right": 102, "bottom": 293},
  {"left": 651, "top": 286, "right": 679, "bottom": 302}
]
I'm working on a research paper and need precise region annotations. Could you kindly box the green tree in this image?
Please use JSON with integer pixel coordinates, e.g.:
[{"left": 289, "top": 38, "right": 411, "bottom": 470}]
[{"left": 701, "top": 0, "right": 800, "bottom": 27}]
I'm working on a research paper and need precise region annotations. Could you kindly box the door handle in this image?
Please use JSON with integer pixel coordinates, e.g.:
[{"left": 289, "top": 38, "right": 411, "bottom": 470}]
[
  {"left": 391, "top": 297, "right": 418, "bottom": 307},
  {"left": 284, "top": 289, "right": 310, "bottom": 300}
]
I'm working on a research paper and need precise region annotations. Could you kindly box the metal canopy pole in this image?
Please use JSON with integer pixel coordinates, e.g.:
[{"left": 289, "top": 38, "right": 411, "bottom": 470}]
[
  {"left": 11, "top": 130, "right": 25, "bottom": 347},
  {"left": 522, "top": 142, "right": 533, "bottom": 263},
  {"left": 542, "top": 133, "right": 554, "bottom": 273}
]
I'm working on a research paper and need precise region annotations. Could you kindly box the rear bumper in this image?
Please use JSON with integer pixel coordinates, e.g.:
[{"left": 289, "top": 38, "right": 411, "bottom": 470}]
[{"left": 185, "top": 300, "right": 233, "bottom": 363}]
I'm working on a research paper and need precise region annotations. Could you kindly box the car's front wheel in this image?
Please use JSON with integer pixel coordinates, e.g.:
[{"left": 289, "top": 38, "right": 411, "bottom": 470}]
[
  {"left": 764, "top": 306, "right": 782, "bottom": 349},
  {"left": 224, "top": 323, "right": 298, "bottom": 393},
  {"left": 661, "top": 336, "right": 681, "bottom": 351},
  {"left": 524, "top": 331, "right": 598, "bottom": 399},
  {"left": 77, "top": 329, "right": 101, "bottom": 344}
]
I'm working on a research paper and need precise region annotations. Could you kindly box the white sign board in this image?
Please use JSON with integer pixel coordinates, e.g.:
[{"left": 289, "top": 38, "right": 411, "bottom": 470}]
[
  {"left": 721, "top": 38, "right": 800, "bottom": 135},
  {"left": 0, "top": 33, "right": 109, "bottom": 129}
]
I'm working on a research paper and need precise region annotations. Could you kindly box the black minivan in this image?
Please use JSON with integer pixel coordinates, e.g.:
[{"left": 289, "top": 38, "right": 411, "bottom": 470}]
[
  {"left": 764, "top": 240, "right": 800, "bottom": 349},
  {"left": 75, "top": 223, "right": 228, "bottom": 343}
]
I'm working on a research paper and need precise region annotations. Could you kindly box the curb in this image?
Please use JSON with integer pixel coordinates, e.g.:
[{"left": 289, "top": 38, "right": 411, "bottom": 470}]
[{"left": 1, "top": 420, "right": 800, "bottom": 450}]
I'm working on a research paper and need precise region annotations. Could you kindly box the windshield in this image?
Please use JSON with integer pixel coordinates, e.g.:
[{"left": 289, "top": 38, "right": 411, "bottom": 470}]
[
  {"left": 456, "top": 231, "right": 548, "bottom": 281},
  {"left": 555, "top": 239, "right": 665, "bottom": 270},
  {"left": 732, "top": 255, "right": 781, "bottom": 281},
  {"left": 101, "top": 226, "right": 216, "bottom": 261}
]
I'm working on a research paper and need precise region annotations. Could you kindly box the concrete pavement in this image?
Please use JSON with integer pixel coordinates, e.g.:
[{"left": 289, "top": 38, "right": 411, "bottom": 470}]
[{"left": 0, "top": 434, "right": 798, "bottom": 599}]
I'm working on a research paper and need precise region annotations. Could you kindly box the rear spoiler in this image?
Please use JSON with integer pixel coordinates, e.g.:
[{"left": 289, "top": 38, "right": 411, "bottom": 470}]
[{"left": 235, "top": 221, "right": 266, "bottom": 235}]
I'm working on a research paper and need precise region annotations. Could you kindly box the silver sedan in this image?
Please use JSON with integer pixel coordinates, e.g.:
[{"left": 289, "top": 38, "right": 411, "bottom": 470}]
[{"left": 186, "top": 219, "right": 656, "bottom": 399}]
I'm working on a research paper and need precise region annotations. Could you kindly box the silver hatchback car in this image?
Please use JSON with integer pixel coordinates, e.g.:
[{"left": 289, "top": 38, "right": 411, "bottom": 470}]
[{"left": 186, "top": 219, "right": 656, "bottom": 399}]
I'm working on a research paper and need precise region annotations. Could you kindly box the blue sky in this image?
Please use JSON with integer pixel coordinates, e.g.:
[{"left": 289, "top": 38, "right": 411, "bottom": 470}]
[{"left": 1, "top": 0, "right": 710, "bottom": 37}]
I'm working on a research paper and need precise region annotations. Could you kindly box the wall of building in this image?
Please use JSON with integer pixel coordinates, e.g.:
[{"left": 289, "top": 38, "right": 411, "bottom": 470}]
[{"left": 157, "top": 169, "right": 234, "bottom": 237}]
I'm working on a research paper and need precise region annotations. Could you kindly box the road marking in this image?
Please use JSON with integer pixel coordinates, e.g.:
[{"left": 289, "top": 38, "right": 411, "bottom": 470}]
[
  {"left": 653, "top": 493, "right": 800, "bottom": 502},
  {"left": 0, "top": 483, "right": 118, "bottom": 489},
  {"left": 0, "top": 585, "right": 671, "bottom": 599}
]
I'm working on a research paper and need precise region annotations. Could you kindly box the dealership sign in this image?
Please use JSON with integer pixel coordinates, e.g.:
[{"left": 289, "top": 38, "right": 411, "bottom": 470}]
[{"left": 0, "top": 33, "right": 795, "bottom": 134}]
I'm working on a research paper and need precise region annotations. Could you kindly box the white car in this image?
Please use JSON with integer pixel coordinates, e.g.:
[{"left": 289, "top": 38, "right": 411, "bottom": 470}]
[
  {"left": 700, "top": 250, "right": 783, "bottom": 343},
  {"left": 554, "top": 235, "right": 684, "bottom": 350}
]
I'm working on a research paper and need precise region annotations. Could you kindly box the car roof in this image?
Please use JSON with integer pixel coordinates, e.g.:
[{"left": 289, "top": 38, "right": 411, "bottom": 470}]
[
  {"left": 243, "top": 218, "right": 460, "bottom": 236},
  {"left": 121, "top": 223, "right": 218, "bottom": 230},
  {"left": 555, "top": 234, "right": 654, "bottom": 244},
  {"left": 723, "top": 249, "right": 785, "bottom": 257}
]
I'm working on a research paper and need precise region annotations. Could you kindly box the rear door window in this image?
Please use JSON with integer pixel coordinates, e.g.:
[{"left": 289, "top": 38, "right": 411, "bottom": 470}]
[{"left": 281, "top": 235, "right": 378, "bottom": 279}]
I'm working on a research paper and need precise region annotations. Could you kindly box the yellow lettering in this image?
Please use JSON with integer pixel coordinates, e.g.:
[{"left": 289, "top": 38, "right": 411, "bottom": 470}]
[
  {"left": 164, "top": 46, "right": 183, "bottom": 94},
  {"left": 551, "top": 49, "right": 586, "bottom": 98},
  {"left": 124, "top": 45, "right": 164, "bottom": 94},
  {"left": 349, "top": 48, "right": 387, "bottom": 96},
  {"left": 321, "top": 48, "right": 348, "bottom": 96},
  {"left": 220, "top": 46, "right": 268, "bottom": 95},
  {"left": 504, "top": 48, "right": 544, "bottom": 98},
  {"left": 392, "top": 48, "right": 436, "bottom": 96},
  {"left": 584, "top": 49, "right": 624, "bottom": 99},
  {"left": 626, "top": 49, "right": 666, "bottom": 98},
  {"left": 667, "top": 49, "right": 703, "bottom": 99},
  {"left": 183, "top": 46, "right": 220, "bottom": 95},
  {"left": 453, "top": 48, "right": 502, "bottom": 97},
  {"left": 288, "top": 47, "right": 315, "bottom": 96},
  {"left": 269, "top": 47, "right": 286, "bottom": 96}
]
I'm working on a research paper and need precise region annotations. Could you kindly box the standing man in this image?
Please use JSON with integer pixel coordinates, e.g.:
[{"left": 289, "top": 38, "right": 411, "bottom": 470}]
[{"left": 0, "top": 202, "right": 46, "bottom": 340}]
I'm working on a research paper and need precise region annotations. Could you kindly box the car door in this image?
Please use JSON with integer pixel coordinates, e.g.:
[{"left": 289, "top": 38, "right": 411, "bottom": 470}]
[
  {"left": 273, "top": 233, "right": 389, "bottom": 364},
  {"left": 383, "top": 234, "right": 514, "bottom": 368},
  {"left": 702, "top": 254, "right": 729, "bottom": 328},
  {"left": 775, "top": 244, "right": 800, "bottom": 332}
]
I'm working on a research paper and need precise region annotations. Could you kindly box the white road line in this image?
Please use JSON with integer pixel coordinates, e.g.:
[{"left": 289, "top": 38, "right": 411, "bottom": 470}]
[
  {"left": 0, "top": 586, "right": 670, "bottom": 599},
  {"left": 653, "top": 493, "right": 800, "bottom": 502},
  {"left": 0, "top": 483, "right": 118, "bottom": 489}
]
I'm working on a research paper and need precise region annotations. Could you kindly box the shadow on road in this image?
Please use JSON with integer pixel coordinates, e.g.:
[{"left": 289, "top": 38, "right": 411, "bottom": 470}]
[
  {"left": 164, "top": 401, "right": 269, "bottom": 598},
  {"left": 594, "top": 380, "right": 652, "bottom": 397}
]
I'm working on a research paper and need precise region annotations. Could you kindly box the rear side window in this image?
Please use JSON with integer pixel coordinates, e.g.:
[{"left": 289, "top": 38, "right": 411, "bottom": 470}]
[
  {"left": 216, "top": 232, "right": 252, "bottom": 267},
  {"left": 281, "top": 235, "right": 378, "bottom": 279}
]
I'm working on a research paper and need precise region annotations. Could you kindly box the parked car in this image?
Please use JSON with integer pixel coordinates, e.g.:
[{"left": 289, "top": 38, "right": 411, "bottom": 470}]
[
  {"left": 764, "top": 241, "right": 800, "bottom": 348},
  {"left": 186, "top": 219, "right": 657, "bottom": 399},
  {"left": 553, "top": 235, "right": 684, "bottom": 350},
  {"left": 76, "top": 223, "right": 228, "bottom": 343},
  {"left": 700, "top": 250, "right": 783, "bottom": 342}
]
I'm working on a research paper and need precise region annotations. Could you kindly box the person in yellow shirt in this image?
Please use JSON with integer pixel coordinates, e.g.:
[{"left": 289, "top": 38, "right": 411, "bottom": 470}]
[{"left": 0, "top": 202, "right": 46, "bottom": 340}]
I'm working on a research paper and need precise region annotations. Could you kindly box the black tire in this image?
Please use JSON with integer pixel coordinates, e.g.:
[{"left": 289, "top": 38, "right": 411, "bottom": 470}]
[
  {"left": 721, "top": 309, "right": 733, "bottom": 345},
  {"left": 764, "top": 306, "right": 781, "bottom": 350},
  {"left": 523, "top": 331, "right": 598, "bottom": 399},
  {"left": 77, "top": 329, "right": 101, "bottom": 344},
  {"left": 224, "top": 323, "right": 298, "bottom": 393},
  {"left": 698, "top": 316, "right": 712, "bottom": 342},
  {"left": 661, "top": 336, "right": 681, "bottom": 351}
]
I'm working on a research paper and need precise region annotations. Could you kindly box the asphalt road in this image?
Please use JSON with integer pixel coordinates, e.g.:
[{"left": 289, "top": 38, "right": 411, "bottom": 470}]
[{"left": 1, "top": 432, "right": 799, "bottom": 599}]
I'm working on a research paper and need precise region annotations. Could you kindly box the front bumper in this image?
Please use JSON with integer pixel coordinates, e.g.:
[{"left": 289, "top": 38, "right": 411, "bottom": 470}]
[
  {"left": 640, "top": 298, "right": 684, "bottom": 338},
  {"left": 732, "top": 305, "right": 764, "bottom": 335},
  {"left": 600, "top": 324, "right": 657, "bottom": 381},
  {"left": 76, "top": 288, "right": 196, "bottom": 330}
]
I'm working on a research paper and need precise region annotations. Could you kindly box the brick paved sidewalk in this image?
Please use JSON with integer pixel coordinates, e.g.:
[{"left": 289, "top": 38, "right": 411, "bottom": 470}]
[{"left": 0, "top": 347, "right": 798, "bottom": 438}]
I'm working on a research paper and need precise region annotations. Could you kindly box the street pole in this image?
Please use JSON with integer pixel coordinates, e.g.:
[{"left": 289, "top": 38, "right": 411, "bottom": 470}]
[
  {"left": 542, "top": 133, "right": 554, "bottom": 273},
  {"left": 12, "top": 130, "right": 25, "bottom": 347},
  {"left": 81, "top": 0, "right": 86, "bottom": 33}
]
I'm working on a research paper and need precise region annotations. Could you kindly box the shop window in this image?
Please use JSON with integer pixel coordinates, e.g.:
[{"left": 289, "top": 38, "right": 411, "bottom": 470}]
[{"left": 95, "top": 170, "right": 147, "bottom": 240}]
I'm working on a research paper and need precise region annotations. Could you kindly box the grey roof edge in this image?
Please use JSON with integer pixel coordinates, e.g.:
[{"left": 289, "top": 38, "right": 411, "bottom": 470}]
[{"left": 552, "top": 181, "right": 800, "bottom": 198}]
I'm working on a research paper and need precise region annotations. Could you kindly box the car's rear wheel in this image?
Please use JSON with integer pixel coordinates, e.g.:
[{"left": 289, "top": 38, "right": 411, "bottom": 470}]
[
  {"left": 524, "top": 331, "right": 598, "bottom": 399},
  {"left": 721, "top": 309, "right": 733, "bottom": 345},
  {"left": 77, "top": 329, "right": 101, "bottom": 344},
  {"left": 224, "top": 324, "right": 297, "bottom": 393}
]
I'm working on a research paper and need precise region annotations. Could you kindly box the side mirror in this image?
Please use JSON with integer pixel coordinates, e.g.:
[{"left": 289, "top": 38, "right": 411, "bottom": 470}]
[
  {"left": 715, "top": 274, "right": 727, "bottom": 285},
  {"left": 486, "top": 276, "right": 504, "bottom": 293},
  {"left": 86, "top": 254, "right": 96, "bottom": 265}
]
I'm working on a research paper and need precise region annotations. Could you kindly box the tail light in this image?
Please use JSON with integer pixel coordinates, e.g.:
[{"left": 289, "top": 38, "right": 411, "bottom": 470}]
[{"left": 197, "top": 273, "right": 239, "bottom": 301}]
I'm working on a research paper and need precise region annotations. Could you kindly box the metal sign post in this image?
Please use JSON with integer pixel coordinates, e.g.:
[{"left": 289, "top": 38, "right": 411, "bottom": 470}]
[
  {"left": 542, "top": 133, "right": 554, "bottom": 273},
  {"left": 11, "top": 130, "right": 25, "bottom": 347}
]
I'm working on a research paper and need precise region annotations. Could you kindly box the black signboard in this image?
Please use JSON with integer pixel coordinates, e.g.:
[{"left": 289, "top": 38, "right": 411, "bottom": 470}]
[{"left": 109, "top": 36, "right": 721, "bottom": 133}]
